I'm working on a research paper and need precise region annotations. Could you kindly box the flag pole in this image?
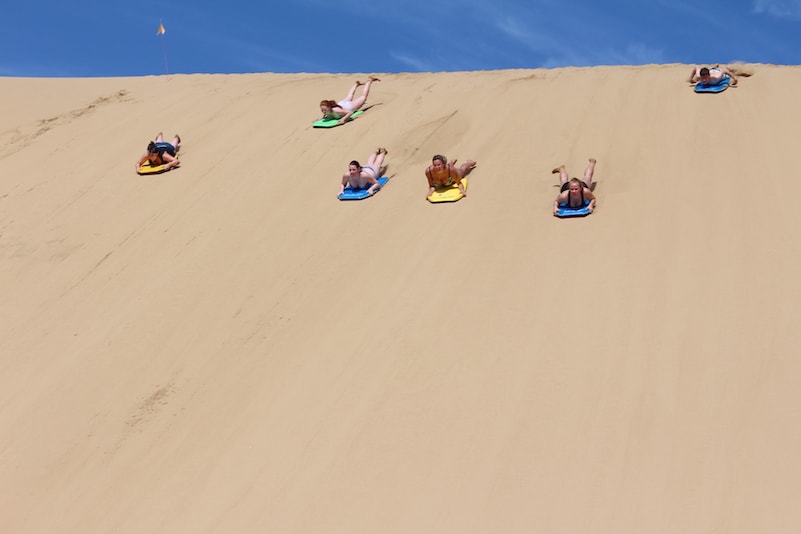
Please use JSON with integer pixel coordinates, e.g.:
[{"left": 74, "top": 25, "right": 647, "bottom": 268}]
[{"left": 157, "top": 20, "right": 169, "bottom": 75}]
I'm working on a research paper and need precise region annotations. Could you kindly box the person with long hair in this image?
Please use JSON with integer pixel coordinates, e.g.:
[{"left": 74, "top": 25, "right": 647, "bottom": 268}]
[
  {"left": 340, "top": 147, "right": 388, "bottom": 197},
  {"left": 320, "top": 76, "right": 380, "bottom": 125}
]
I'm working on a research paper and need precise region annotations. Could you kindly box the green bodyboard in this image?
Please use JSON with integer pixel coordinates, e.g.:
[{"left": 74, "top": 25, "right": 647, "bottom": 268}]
[{"left": 313, "top": 110, "right": 364, "bottom": 128}]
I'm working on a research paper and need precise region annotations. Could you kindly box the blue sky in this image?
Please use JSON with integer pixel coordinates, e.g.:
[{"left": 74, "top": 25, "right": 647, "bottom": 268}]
[{"left": 1, "top": 0, "right": 799, "bottom": 77}]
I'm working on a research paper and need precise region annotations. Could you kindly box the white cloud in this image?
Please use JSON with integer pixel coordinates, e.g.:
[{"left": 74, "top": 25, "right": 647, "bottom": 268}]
[{"left": 753, "top": 0, "right": 801, "bottom": 18}]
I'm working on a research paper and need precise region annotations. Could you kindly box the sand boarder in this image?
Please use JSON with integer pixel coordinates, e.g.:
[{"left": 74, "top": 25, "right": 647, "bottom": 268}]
[
  {"left": 425, "top": 154, "right": 476, "bottom": 199},
  {"left": 320, "top": 76, "right": 380, "bottom": 125},
  {"left": 339, "top": 147, "right": 388, "bottom": 197},
  {"left": 135, "top": 132, "right": 181, "bottom": 172},
  {"left": 552, "top": 158, "right": 597, "bottom": 215},
  {"left": 688, "top": 66, "right": 739, "bottom": 87}
]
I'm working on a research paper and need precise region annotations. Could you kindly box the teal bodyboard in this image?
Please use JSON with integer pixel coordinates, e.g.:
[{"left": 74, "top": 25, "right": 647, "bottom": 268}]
[{"left": 695, "top": 75, "right": 731, "bottom": 93}]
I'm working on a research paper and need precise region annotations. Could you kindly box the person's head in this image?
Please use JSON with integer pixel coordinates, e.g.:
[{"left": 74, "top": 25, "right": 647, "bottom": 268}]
[
  {"left": 432, "top": 155, "right": 447, "bottom": 170},
  {"left": 567, "top": 178, "right": 583, "bottom": 196},
  {"left": 348, "top": 160, "right": 361, "bottom": 176},
  {"left": 147, "top": 142, "right": 159, "bottom": 162},
  {"left": 699, "top": 67, "right": 711, "bottom": 83},
  {"left": 320, "top": 100, "right": 338, "bottom": 114}
]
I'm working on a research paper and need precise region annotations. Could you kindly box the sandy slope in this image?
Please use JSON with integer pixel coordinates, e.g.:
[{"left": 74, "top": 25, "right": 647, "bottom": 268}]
[{"left": 1, "top": 65, "right": 801, "bottom": 533}]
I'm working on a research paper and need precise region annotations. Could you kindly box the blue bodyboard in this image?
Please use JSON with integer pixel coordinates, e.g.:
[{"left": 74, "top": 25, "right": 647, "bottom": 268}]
[
  {"left": 339, "top": 176, "right": 389, "bottom": 200},
  {"left": 555, "top": 200, "right": 592, "bottom": 218},
  {"left": 695, "top": 75, "right": 731, "bottom": 93}
]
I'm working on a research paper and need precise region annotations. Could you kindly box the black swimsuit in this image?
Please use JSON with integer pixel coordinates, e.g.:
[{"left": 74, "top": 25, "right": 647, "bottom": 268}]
[{"left": 560, "top": 182, "right": 588, "bottom": 208}]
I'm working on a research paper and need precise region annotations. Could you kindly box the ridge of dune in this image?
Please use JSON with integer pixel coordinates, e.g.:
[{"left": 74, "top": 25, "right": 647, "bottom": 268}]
[{"left": 2, "top": 64, "right": 801, "bottom": 533}]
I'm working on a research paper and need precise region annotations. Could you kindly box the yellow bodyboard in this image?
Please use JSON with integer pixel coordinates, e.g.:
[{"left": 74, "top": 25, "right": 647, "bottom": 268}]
[
  {"left": 427, "top": 178, "right": 468, "bottom": 203},
  {"left": 137, "top": 154, "right": 179, "bottom": 175}
]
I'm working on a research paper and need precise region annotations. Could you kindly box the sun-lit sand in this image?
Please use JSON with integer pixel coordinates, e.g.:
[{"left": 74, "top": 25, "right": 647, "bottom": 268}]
[{"left": 2, "top": 64, "right": 801, "bottom": 533}]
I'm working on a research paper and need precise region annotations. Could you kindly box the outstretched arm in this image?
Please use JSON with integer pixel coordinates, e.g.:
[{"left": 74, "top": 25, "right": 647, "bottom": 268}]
[
  {"left": 337, "top": 108, "right": 354, "bottom": 125},
  {"left": 553, "top": 192, "right": 567, "bottom": 215},
  {"left": 162, "top": 152, "right": 180, "bottom": 170},
  {"left": 425, "top": 167, "right": 436, "bottom": 198},
  {"left": 135, "top": 152, "right": 148, "bottom": 171},
  {"left": 719, "top": 66, "right": 739, "bottom": 85},
  {"left": 366, "top": 175, "right": 380, "bottom": 196},
  {"left": 687, "top": 66, "right": 700, "bottom": 84},
  {"left": 585, "top": 189, "right": 597, "bottom": 213},
  {"left": 449, "top": 163, "right": 466, "bottom": 196}
]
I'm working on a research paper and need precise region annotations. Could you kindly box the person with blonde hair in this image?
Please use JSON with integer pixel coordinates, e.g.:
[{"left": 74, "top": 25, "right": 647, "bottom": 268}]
[{"left": 552, "top": 158, "right": 597, "bottom": 215}]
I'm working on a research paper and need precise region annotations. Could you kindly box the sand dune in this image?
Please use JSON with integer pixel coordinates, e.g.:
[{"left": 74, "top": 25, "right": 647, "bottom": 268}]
[{"left": 2, "top": 65, "right": 801, "bottom": 533}]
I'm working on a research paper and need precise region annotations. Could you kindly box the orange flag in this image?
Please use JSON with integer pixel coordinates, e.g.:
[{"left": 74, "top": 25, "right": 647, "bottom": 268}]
[{"left": 156, "top": 22, "right": 166, "bottom": 35}]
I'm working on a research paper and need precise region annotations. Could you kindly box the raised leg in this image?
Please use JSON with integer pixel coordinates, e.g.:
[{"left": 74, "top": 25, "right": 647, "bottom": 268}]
[
  {"left": 552, "top": 165, "right": 569, "bottom": 186},
  {"left": 366, "top": 147, "right": 387, "bottom": 170},
  {"left": 457, "top": 160, "right": 477, "bottom": 178},
  {"left": 583, "top": 158, "right": 596, "bottom": 187},
  {"left": 349, "top": 77, "right": 380, "bottom": 110},
  {"left": 343, "top": 81, "right": 362, "bottom": 102}
]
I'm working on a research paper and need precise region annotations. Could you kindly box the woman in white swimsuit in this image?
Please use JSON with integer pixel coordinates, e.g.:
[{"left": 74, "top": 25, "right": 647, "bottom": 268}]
[
  {"left": 320, "top": 76, "right": 380, "bottom": 125},
  {"left": 339, "top": 148, "right": 388, "bottom": 197}
]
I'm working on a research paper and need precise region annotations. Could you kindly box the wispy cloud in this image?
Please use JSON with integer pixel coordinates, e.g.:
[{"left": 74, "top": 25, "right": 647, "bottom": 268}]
[
  {"left": 388, "top": 51, "right": 438, "bottom": 72},
  {"left": 753, "top": 0, "right": 801, "bottom": 19},
  {"left": 492, "top": 14, "right": 559, "bottom": 57}
]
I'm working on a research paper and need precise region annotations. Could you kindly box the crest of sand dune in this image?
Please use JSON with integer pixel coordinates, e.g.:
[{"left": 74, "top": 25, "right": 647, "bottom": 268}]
[{"left": 1, "top": 65, "right": 801, "bottom": 533}]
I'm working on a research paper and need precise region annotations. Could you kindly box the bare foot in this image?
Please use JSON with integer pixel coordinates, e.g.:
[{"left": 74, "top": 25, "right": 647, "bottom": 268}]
[
  {"left": 175, "top": 134, "right": 182, "bottom": 144},
  {"left": 379, "top": 147, "right": 388, "bottom": 155},
  {"left": 552, "top": 165, "right": 565, "bottom": 174},
  {"left": 466, "top": 160, "right": 476, "bottom": 169},
  {"left": 589, "top": 158, "right": 596, "bottom": 164},
  {"left": 368, "top": 76, "right": 381, "bottom": 82},
  {"left": 355, "top": 80, "right": 364, "bottom": 86},
  {"left": 731, "top": 78, "right": 738, "bottom": 86}
]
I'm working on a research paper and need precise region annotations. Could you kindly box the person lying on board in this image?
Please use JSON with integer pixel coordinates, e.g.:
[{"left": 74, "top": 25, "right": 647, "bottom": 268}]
[
  {"left": 425, "top": 154, "right": 476, "bottom": 199},
  {"left": 552, "top": 158, "right": 597, "bottom": 215},
  {"left": 688, "top": 66, "right": 738, "bottom": 87},
  {"left": 135, "top": 133, "right": 181, "bottom": 172},
  {"left": 320, "top": 76, "right": 380, "bottom": 126},
  {"left": 340, "top": 147, "right": 388, "bottom": 197}
]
